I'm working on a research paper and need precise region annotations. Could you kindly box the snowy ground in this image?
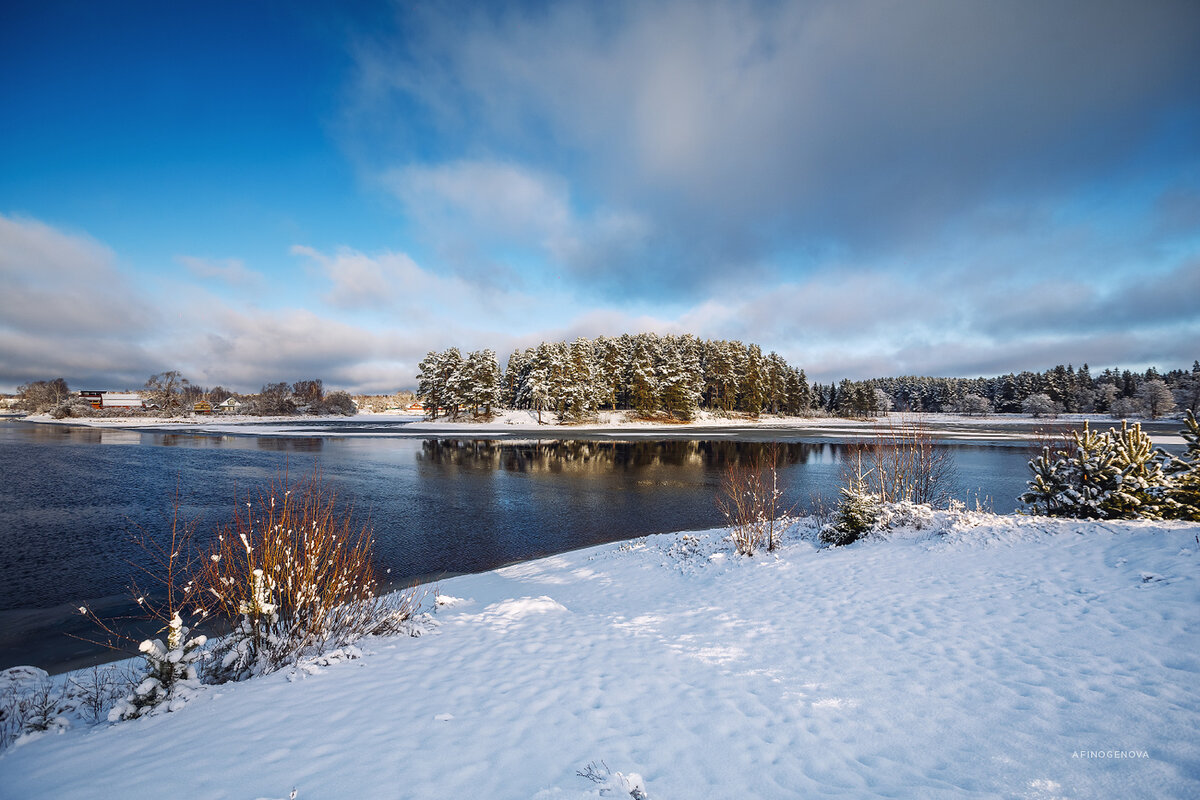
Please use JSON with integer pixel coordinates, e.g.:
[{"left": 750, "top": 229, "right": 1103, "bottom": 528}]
[
  {"left": 23, "top": 410, "right": 1188, "bottom": 446},
  {"left": 2, "top": 512, "right": 1197, "bottom": 799}
]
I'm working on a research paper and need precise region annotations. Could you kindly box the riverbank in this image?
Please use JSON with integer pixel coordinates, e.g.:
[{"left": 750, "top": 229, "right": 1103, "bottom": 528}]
[
  {"left": 2, "top": 512, "right": 1197, "bottom": 798},
  {"left": 19, "top": 409, "right": 1189, "bottom": 446}
]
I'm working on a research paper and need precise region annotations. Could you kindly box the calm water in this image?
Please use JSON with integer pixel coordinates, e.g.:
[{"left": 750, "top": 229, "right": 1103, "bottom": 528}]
[{"left": 0, "top": 420, "right": 1046, "bottom": 671}]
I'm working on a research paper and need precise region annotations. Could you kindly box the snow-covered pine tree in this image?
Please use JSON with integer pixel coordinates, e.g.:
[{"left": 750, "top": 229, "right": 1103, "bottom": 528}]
[
  {"left": 592, "top": 336, "right": 622, "bottom": 411},
  {"left": 629, "top": 336, "right": 660, "bottom": 416},
  {"left": 110, "top": 613, "right": 206, "bottom": 720},
  {"left": 518, "top": 345, "right": 553, "bottom": 423},
  {"left": 1106, "top": 420, "right": 1170, "bottom": 519},
  {"left": 1165, "top": 410, "right": 1200, "bottom": 520},
  {"left": 416, "top": 351, "right": 444, "bottom": 419},
  {"left": 657, "top": 338, "right": 701, "bottom": 420},
  {"left": 1057, "top": 422, "right": 1122, "bottom": 517},
  {"left": 1021, "top": 445, "right": 1066, "bottom": 516},
  {"left": 562, "top": 337, "right": 598, "bottom": 420},
  {"left": 502, "top": 350, "right": 528, "bottom": 408},
  {"left": 739, "top": 345, "right": 767, "bottom": 416},
  {"left": 440, "top": 348, "right": 467, "bottom": 419},
  {"left": 463, "top": 349, "right": 501, "bottom": 416}
]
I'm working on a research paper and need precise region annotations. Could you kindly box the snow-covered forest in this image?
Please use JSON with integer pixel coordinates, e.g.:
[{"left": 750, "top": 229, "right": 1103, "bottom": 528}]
[
  {"left": 417, "top": 333, "right": 1200, "bottom": 421},
  {"left": 419, "top": 334, "right": 812, "bottom": 421}
]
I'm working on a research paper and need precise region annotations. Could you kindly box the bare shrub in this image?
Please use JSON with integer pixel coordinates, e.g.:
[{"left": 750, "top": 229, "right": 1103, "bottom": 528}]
[
  {"left": 846, "top": 417, "right": 956, "bottom": 506},
  {"left": 578, "top": 761, "right": 649, "bottom": 799},
  {"left": 717, "top": 444, "right": 786, "bottom": 555},
  {"left": 66, "top": 664, "right": 132, "bottom": 724},
  {"left": 0, "top": 671, "right": 72, "bottom": 748},
  {"left": 196, "top": 473, "right": 419, "bottom": 679}
]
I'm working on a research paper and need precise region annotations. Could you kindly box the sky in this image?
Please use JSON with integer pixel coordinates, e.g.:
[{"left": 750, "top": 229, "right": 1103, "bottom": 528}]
[{"left": 2, "top": 0, "right": 1199, "bottom": 394}]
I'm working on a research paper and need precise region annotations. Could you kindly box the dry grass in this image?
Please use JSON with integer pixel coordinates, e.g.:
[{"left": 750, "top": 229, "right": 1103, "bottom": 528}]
[{"left": 195, "top": 472, "right": 418, "bottom": 675}]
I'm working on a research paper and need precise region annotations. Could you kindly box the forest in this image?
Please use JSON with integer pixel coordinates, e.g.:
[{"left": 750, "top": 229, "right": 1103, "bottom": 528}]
[{"left": 417, "top": 333, "right": 1200, "bottom": 420}]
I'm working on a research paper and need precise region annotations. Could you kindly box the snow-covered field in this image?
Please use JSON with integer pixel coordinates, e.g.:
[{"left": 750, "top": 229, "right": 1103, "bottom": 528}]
[{"left": 2, "top": 511, "right": 1197, "bottom": 799}]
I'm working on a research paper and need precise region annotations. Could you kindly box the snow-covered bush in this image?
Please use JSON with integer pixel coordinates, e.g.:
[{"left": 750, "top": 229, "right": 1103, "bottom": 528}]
[
  {"left": 577, "top": 761, "right": 649, "bottom": 799},
  {"left": 66, "top": 664, "right": 130, "bottom": 724},
  {"left": 0, "top": 668, "right": 72, "bottom": 748},
  {"left": 198, "top": 474, "right": 419, "bottom": 679},
  {"left": 48, "top": 396, "right": 98, "bottom": 419},
  {"left": 110, "top": 612, "right": 206, "bottom": 720}
]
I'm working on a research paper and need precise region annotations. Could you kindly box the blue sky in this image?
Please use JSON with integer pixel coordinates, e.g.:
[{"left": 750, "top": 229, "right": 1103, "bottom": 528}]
[{"left": 2, "top": 0, "right": 1198, "bottom": 393}]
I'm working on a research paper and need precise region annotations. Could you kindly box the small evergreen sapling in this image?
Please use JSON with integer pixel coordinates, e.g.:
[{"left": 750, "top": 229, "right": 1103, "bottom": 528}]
[
  {"left": 110, "top": 613, "right": 206, "bottom": 720},
  {"left": 820, "top": 471, "right": 881, "bottom": 547}
]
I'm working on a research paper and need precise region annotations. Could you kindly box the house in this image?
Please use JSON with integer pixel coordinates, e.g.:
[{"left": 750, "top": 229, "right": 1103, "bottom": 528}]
[
  {"left": 193, "top": 400, "right": 213, "bottom": 414},
  {"left": 217, "top": 397, "right": 245, "bottom": 413},
  {"left": 79, "top": 390, "right": 144, "bottom": 409}
]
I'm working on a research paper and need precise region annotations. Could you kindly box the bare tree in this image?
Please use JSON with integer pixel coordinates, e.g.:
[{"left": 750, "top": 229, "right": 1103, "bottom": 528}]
[
  {"left": 292, "top": 379, "right": 324, "bottom": 406},
  {"left": 15, "top": 378, "right": 71, "bottom": 412},
  {"left": 953, "top": 394, "right": 991, "bottom": 416},
  {"left": 1021, "top": 393, "right": 1059, "bottom": 419},
  {"left": 1137, "top": 380, "right": 1176, "bottom": 419},
  {"left": 253, "top": 382, "right": 296, "bottom": 416},
  {"left": 144, "top": 371, "right": 189, "bottom": 412}
]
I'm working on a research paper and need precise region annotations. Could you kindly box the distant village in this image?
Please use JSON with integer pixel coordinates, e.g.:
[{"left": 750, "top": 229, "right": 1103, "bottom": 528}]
[{"left": 0, "top": 374, "right": 420, "bottom": 419}]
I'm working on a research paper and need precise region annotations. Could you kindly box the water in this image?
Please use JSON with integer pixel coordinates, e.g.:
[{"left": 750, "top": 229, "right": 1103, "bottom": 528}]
[{"left": 0, "top": 420, "right": 1065, "bottom": 671}]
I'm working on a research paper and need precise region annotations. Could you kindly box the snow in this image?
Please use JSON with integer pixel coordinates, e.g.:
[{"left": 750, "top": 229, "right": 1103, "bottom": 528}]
[
  {"left": 25, "top": 410, "right": 1189, "bottom": 445},
  {"left": 2, "top": 512, "right": 1197, "bottom": 798}
]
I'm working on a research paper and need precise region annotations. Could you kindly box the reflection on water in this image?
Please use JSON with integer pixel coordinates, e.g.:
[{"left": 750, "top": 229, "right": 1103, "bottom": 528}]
[
  {"left": 417, "top": 438, "right": 840, "bottom": 473},
  {"left": 0, "top": 420, "right": 1043, "bottom": 671}
]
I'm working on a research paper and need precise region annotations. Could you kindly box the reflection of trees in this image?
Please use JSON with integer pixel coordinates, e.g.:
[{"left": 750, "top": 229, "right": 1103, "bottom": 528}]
[
  {"left": 416, "top": 438, "right": 838, "bottom": 475},
  {"left": 255, "top": 436, "right": 324, "bottom": 453}
]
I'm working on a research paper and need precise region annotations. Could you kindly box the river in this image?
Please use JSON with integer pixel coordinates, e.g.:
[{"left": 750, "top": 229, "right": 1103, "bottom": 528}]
[{"left": 0, "top": 417, "right": 1175, "bottom": 672}]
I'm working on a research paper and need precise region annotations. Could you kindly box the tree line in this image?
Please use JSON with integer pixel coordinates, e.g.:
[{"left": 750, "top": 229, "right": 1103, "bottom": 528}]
[
  {"left": 417, "top": 335, "right": 1199, "bottom": 421},
  {"left": 418, "top": 334, "right": 814, "bottom": 421}
]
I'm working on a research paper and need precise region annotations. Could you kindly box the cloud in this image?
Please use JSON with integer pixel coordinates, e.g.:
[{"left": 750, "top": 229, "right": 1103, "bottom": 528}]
[
  {"left": 349, "top": 0, "right": 1200, "bottom": 293},
  {"left": 0, "top": 214, "right": 153, "bottom": 336},
  {"left": 382, "top": 159, "right": 653, "bottom": 290},
  {"left": 0, "top": 214, "right": 159, "bottom": 388},
  {"left": 177, "top": 255, "right": 264, "bottom": 288}
]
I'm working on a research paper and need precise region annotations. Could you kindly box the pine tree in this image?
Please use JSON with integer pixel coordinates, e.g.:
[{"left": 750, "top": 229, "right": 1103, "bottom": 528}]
[
  {"left": 1105, "top": 421, "right": 1170, "bottom": 519},
  {"left": 629, "top": 336, "right": 660, "bottom": 416},
  {"left": 1165, "top": 411, "right": 1200, "bottom": 520},
  {"left": 1021, "top": 446, "right": 1067, "bottom": 516},
  {"left": 416, "top": 351, "right": 444, "bottom": 419},
  {"left": 739, "top": 345, "right": 767, "bottom": 416},
  {"left": 110, "top": 613, "right": 206, "bottom": 720}
]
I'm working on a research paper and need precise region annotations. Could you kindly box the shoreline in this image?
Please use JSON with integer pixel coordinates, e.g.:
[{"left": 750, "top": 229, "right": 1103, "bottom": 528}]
[{"left": 15, "top": 409, "right": 1189, "bottom": 445}]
